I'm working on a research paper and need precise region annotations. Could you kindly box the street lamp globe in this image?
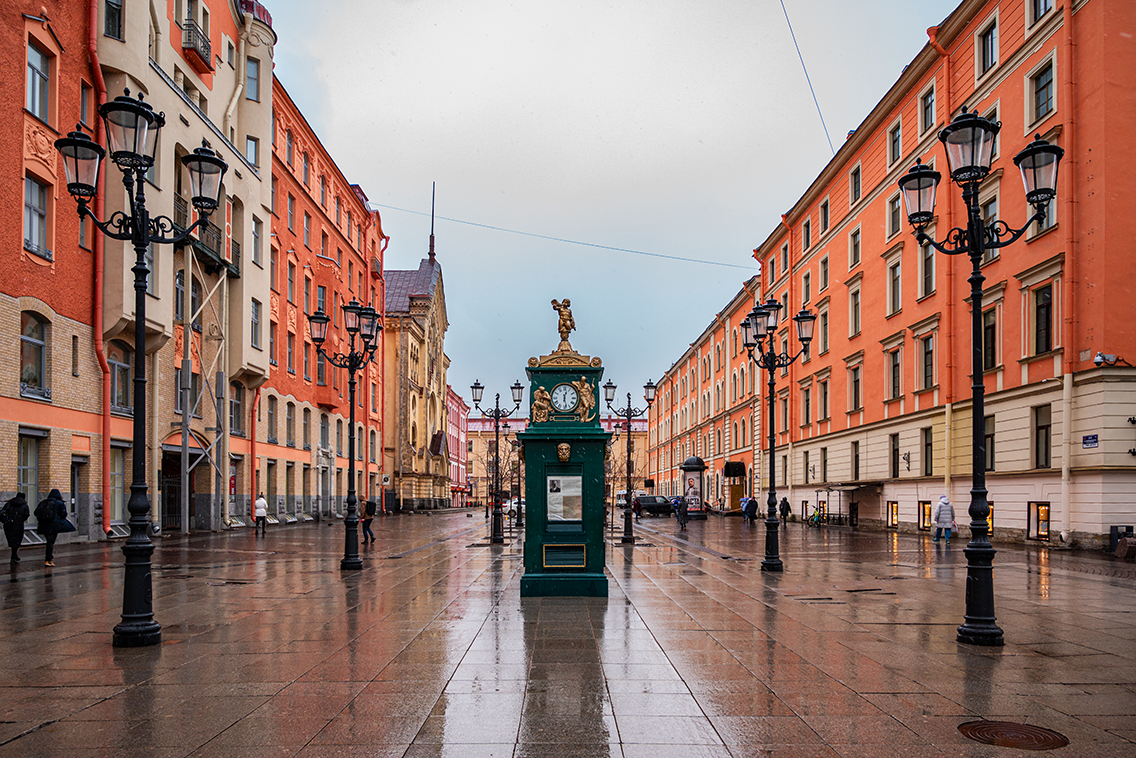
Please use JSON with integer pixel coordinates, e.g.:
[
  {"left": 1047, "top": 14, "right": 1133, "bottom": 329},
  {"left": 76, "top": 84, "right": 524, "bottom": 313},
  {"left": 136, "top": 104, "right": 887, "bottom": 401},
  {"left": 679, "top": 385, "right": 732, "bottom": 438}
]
[
  {"left": 342, "top": 299, "right": 362, "bottom": 334},
  {"left": 100, "top": 89, "right": 158, "bottom": 168},
  {"left": 182, "top": 142, "right": 228, "bottom": 213},
  {"left": 793, "top": 309, "right": 817, "bottom": 344},
  {"left": 1014, "top": 134, "right": 1065, "bottom": 205},
  {"left": 54, "top": 126, "right": 105, "bottom": 200},
  {"left": 939, "top": 107, "right": 999, "bottom": 183},
  {"left": 643, "top": 379, "right": 656, "bottom": 404},
  {"left": 898, "top": 159, "right": 941, "bottom": 228},
  {"left": 511, "top": 380, "right": 525, "bottom": 405},
  {"left": 358, "top": 306, "right": 380, "bottom": 344},
  {"left": 603, "top": 379, "right": 617, "bottom": 404},
  {"left": 308, "top": 310, "right": 330, "bottom": 347},
  {"left": 763, "top": 299, "right": 782, "bottom": 331},
  {"left": 470, "top": 380, "right": 484, "bottom": 405}
]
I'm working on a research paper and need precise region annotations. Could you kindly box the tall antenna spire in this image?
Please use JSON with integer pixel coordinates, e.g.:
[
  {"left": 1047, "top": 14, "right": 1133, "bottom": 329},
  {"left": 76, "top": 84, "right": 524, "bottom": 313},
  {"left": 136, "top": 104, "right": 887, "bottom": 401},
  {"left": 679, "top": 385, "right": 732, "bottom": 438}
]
[{"left": 428, "top": 182, "right": 436, "bottom": 263}]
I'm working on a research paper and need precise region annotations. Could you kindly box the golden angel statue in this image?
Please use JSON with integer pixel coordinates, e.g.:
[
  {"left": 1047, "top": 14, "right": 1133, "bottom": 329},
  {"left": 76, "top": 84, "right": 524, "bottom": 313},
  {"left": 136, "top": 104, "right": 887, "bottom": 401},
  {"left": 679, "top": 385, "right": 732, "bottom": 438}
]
[
  {"left": 532, "top": 386, "right": 552, "bottom": 423},
  {"left": 551, "top": 298, "right": 575, "bottom": 351}
]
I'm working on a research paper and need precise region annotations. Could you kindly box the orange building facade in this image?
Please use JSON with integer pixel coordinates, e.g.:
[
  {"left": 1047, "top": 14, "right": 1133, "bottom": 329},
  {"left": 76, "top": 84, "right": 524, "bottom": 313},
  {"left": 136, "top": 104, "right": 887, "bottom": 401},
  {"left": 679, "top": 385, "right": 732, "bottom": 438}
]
[{"left": 649, "top": 0, "right": 1136, "bottom": 547}]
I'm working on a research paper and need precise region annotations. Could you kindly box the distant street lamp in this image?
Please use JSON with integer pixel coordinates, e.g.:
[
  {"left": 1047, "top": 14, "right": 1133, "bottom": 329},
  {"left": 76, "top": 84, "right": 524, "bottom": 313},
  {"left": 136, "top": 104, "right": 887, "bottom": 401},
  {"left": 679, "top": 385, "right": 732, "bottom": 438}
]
[
  {"left": 509, "top": 437, "right": 524, "bottom": 529},
  {"left": 898, "top": 107, "right": 1063, "bottom": 647},
  {"left": 741, "top": 300, "right": 816, "bottom": 572},
  {"left": 309, "top": 300, "right": 381, "bottom": 570},
  {"left": 471, "top": 380, "right": 525, "bottom": 544},
  {"left": 55, "top": 89, "right": 228, "bottom": 647},
  {"left": 603, "top": 379, "right": 657, "bottom": 544}
]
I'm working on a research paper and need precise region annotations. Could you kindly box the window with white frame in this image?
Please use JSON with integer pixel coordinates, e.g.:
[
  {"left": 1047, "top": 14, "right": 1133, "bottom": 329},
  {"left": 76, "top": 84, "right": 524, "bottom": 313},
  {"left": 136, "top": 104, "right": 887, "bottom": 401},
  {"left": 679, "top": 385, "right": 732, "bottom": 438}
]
[
  {"left": 820, "top": 256, "right": 829, "bottom": 290},
  {"left": 820, "top": 199, "right": 829, "bottom": 233},
  {"left": 251, "top": 299, "right": 261, "bottom": 349},
  {"left": 849, "top": 228, "right": 861, "bottom": 268},
  {"left": 977, "top": 15, "right": 998, "bottom": 77},
  {"left": 245, "top": 136, "right": 258, "bottom": 166},
  {"left": 26, "top": 43, "right": 50, "bottom": 122},
  {"left": 1033, "top": 283, "right": 1053, "bottom": 354},
  {"left": 819, "top": 378, "right": 829, "bottom": 420},
  {"left": 108, "top": 340, "right": 132, "bottom": 412},
  {"left": 1030, "top": 59, "right": 1055, "bottom": 126},
  {"left": 981, "top": 195, "right": 999, "bottom": 261},
  {"left": 920, "top": 84, "right": 936, "bottom": 133},
  {"left": 888, "top": 260, "right": 902, "bottom": 315},
  {"left": 20, "top": 311, "right": 49, "bottom": 398},
  {"left": 1029, "top": 0, "right": 1054, "bottom": 28},
  {"left": 849, "top": 165, "right": 861, "bottom": 204},
  {"left": 802, "top": 272, "right": 811, "bottom": 304},
  {"left": 780, "top": 244, "right": 789, "bottom": 273},
  {"left": 848, "top": 364, "right": 862, "bottom": 411},
  {"left": 982, "top": 307, "right": 998, "bottom": 370},
  {"left": 887, "top": 194, "right": 902, "bottom": 237},
  {"left": 246, "top": 58, "right": 260, "bottom": 101},
  {"left": 920, "top": 240, "right": 935, "bottom": 297},
  {"left": 889, "top": 349, "right": 901, "bottom": 399},
  {"left": 921, "top": 335, "right": 934, "bottom": 389},
  {"left": 849, "top": 288, "right": 861, "bottom": 336},
  {"left": 888, "top": 120, "right": 902, "bottom": 165},
  {"left": 252, "top": 216, "right": 262, "bottom": 265},
  {"left": 802, "top": 219, "right": 812, "bottom": 250},
  {"left": 819, "top": 309, "right": 829, "bottom": 353},
  {"left": 24, "top": 176, "right": 51, "bottom": 260}
]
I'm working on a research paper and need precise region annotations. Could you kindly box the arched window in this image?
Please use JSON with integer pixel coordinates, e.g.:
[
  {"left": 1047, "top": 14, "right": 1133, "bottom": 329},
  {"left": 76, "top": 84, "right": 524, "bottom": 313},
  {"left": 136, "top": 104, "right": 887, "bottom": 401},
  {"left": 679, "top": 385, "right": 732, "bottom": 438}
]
[
  {"left": 733, "top": 422, "right": 738, "bottom": 449},
  {"left": 108, "top": 340, "right": 132, "bottom": 412},
  {"left": 20, "top": 311, "right": 48, "bottom": 398}
]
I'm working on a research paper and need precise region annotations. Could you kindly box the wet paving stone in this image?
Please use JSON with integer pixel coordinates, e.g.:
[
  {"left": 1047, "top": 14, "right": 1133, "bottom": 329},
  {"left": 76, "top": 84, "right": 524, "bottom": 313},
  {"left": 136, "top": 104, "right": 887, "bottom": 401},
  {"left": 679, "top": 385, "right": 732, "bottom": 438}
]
[{"left": 1, "top": 511, "right": 1135, "bottom": 756}]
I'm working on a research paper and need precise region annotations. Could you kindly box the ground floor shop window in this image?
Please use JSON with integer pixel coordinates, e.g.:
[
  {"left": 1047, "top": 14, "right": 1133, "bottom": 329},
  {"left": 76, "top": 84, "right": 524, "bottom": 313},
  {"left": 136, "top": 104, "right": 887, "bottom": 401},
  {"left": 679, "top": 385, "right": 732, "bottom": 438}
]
[
  {"left": 887, "top": 501, "right": 899, "bottom": 528},
  {"left": 18, "top": 435, "right": 40, "bottom": 514},
  {"left": 1029, "top": 501, "right": 1050, "bottom": 540},
  {"left": 110, "top": 448, "right": 125, "bottom": 522},
  {"left": 919, "top": 500, "right": 932, "bottom": 530}
]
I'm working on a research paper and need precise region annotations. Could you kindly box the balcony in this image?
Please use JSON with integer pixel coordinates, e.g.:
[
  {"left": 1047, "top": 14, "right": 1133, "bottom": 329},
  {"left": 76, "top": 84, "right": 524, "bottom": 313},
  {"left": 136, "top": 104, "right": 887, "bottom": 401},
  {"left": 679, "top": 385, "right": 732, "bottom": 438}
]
[
  {"left": 371, "top": 255, "right": 382, "bottom": 277},
  {"left": 173, "top": 195, "right": 240, "bottom": 278},
  {"left": 181, "top": 18, "right": 213, "bottom": 74}
]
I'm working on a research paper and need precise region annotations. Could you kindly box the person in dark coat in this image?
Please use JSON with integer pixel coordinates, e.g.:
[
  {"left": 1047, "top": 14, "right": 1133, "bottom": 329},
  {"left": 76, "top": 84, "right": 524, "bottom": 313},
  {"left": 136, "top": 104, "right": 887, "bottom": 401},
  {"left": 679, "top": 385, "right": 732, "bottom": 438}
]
[
  {"left": 743, "top": 496, "right": 759, "bottom": 524},
  {"left": 673, "top": 496, "right": 688, "bottom": 531},
  {"left": 779, "top": 498, "right": 791, "bottom": 523},
  {"left": 362, "top": 499, "right": 377, "bottom": 544},
  {"left": 3, "top": 493, "right": 30, "bottom": 565},
  {"left": 35, "top": 489, "right": 67, "bottom": 567}
]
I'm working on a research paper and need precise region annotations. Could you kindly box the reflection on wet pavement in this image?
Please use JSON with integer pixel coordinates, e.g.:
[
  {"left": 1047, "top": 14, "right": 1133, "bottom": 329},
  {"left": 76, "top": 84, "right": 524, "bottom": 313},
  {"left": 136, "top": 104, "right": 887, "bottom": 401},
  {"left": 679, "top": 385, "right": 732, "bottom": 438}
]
[{"left": 1, "top": 510, "right": 1134, "bottom": 757}]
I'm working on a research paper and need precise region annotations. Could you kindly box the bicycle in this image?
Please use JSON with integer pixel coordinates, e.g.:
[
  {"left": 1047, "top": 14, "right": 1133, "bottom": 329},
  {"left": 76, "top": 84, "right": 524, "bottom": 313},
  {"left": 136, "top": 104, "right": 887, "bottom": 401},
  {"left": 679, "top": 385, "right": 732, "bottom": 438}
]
[{"left": 804, "top": 506, "right": 824, "bottom": 528}]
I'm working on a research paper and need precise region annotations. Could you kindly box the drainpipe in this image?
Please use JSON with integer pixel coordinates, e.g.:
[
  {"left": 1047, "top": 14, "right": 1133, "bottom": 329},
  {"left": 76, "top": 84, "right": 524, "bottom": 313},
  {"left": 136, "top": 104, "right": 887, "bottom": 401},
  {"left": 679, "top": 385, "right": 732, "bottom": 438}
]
[
  {"left": 1060, "top": 2, "right": 1077, "bottom": 536},
  {"left": 223, "top": 10, "right": 252, "bottom": 140},
  {"left": 779, "top": 214, "right": 794, "bottom": 506},
  {"left": 89, "top": 0, "right": 112, "bottom": 538},
  {"left": 928, "top": 25, "right": 955, "bottom": 500},
  {"left": 249, "top": 386, "right": 260, "bottom": 525}
]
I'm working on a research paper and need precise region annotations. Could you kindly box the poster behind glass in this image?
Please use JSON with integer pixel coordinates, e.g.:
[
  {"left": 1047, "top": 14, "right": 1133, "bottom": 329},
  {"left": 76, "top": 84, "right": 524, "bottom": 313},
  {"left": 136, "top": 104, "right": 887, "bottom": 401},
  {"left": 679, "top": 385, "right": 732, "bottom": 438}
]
[
  {"left": 546, "top": 475, "right": 582, "bottom": 521},
  {"left": 683, "top": 473, "right": 702, "bottom": 511}
]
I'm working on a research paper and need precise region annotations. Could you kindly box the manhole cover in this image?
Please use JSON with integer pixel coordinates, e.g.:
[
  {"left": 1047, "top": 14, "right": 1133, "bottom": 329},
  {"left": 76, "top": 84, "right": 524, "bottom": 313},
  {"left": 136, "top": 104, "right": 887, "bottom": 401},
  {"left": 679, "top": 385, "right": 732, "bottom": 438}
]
[{"left": 958, "top": 721, "right": 1069, "bottom": 750}]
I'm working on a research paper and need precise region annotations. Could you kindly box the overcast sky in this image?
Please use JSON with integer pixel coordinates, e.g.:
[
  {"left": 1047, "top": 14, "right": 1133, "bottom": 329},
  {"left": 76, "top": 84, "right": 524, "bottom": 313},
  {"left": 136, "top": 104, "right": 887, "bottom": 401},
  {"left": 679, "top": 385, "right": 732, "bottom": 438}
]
[{"left": 269, "top": 0, "right": 960, "bottom": 412}]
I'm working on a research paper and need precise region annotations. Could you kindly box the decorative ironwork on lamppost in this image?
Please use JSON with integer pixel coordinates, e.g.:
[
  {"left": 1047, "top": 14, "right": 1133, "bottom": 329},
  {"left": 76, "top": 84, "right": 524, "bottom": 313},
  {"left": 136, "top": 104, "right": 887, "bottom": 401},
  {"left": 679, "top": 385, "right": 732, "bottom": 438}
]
[
  {"left": 308, "top": 300, "right": 381, "bottom": 570},
  {"left": 55, "top": 90, "right": 228, "bottom": 648},
  {"left": 470, "top": 379, "right": 525, "bottom": 544},
  {"left": 602, "top": 379, "right": 657, "bottom": 545},
  {"left": 898, "top": 107, "right": 1063, "bottom": 647},
  {"left": 741, "top": 299, "right": 816, "bottom": 572}
]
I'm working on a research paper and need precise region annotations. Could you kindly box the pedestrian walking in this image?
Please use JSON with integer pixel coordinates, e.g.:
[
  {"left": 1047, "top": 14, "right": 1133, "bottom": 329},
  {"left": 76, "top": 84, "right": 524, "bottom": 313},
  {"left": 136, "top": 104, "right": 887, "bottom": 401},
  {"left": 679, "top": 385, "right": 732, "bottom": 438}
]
[
  {"left": 743, "top": 496, "right": 759, "bottom": 524},
  {"left": 253, "top": 493, "right": 268, "bottom": 534},
  {"left": 362, "top": 499, "right": 377, "bottom": 544},
  {"left": 779, "top": 498, "right": 791, "bottom": 523},
  {"left": 2, "top": 492, "right": 30, "bottom": 565},
  {"left": 932, "top": 495, "right": 955, "bottom": 544},
  {"left": 34, "top": 489, "right": 67, "bottom": 567},
  {"left": 673, "top": 496, "right": 688, "bottom": 531}
]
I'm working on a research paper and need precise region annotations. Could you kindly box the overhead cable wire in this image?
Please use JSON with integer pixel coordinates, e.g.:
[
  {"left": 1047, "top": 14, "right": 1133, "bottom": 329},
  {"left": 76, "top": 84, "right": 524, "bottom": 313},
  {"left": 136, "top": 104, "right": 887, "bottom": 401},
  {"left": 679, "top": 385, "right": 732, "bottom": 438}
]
[
  {"left": 779, "top": 0, "right": 835, "bottom": 156},
  {"left": 368, "top": 202, "right": 758, "bottom": 270}
]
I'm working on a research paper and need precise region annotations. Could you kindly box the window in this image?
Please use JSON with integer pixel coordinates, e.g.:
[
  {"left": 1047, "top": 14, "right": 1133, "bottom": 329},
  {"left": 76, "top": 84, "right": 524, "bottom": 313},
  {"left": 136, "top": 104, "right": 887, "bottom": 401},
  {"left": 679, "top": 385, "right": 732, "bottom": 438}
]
[
  {"left": 303, "top": 408, "right": 311, "bottom": 448},
  {"left": 819, "top": 311, "right": 829, "bottom": 353},
  {"left": 888, "top": 121, "right": 902, "bottom": 164},
  {"left": 1028, "top": 502, "right": 1051, "bottom": 540},
  {"left": 287, "top": 194, "right": 295, "bottom": 230},
  {"left": 108, "top": 340, "right": 131, "bottom": 412},
  {"left": 819, "top": 380, "right": 829, "bottom": 420},
  {"left": 849, "top": 166, "right": 861, "bottom": 204},
  {"left": 335, "top": 197, "right": 342, "bottom": 225},
  {"left": 803, "top": 451, "right": 810, "bottom": 484},
  {"left": 303, "top": 213, "right": 311, "bottom": 247},
  {"left": 849, "top": 366, "right": 861, "bottom": 410},
  {"left": 320, "top": 414, "right": 329, "bottom": 448},
  {"left": 18, "top": 435, "right": 40, "bottom": 508},
  {"left": 888, "top": 195, "right": 902, "bottom": 237},
  {"left": 779, "top": 396, "right": 788, "bottom": 433},
  {"left": 1034, "top": 405, "right": 1052, "bottom": 468},
  {"left": 889, "top": 350, "right": 901, "bottom": 399},
  {"left": 287, "top": 333, "right": 295, "bottom": 373},
  {"left": 27, "top": 43, "right": 50, "bottom": 122},
  {"left": 109, "top": 448, "right": 124, "bottom": 522},
  {"left": 227, "top": 41, "right": 234, "bottom": 67},
  {"left": 269, "top": 321, "right": 276, "bottom": 364},
  {"left": 267, "top": 396, "right": 277, "bottom": 442},
  {"left": 802, "top": 387, "right": 811, "bottom": 425},
  {"left": 1031, "top": 0, "right": 1053, "bottom": 27},
  {"left": 246, "top": 58, "right": 260, "bottom": 101},
  {"left": 922, "top": 427, "right": 934, "bottom": 476},
  {"left": 820, "top": 256, "right": 829, "bottom": 290},
  {"left": 820, "top": 200, "right": 829, "bottom": 233},
  {"left": 979, "top": 20, "right": 997, "bottom": 75},
  {"left": 320, "top": 232, "right": 328, "bottom": 258},
  {"left": 1034, "top": 284, "right": 1053, "bottom": 354},
  {"left": 981, "top": 197, "right": 998, "bottom": 262},
  {"left": 852, "top": 442, "right": 861, "bottom": 481},
  {"left": 303, "top": 342, "right": 310, "bottom": 380},
  {"left": 251, "top": 299, "right": 261, "bottom": 349},
  {"left": 348, "top": 261, "right": 354, "bottom": 291},
  {"left": 174, "top": 368, "right": 202, "bottom": 417},
  {"left": 849, "top": 289, "right": 861, "bottom": 336},
  {"left": 849, "top": 228, "right": 861, "bottom": 267},
  {"left": 245, "top": 136, "right": 258, "bottom": 166},
  {"left": 252, "top": 216, "right": 262, "bottom": 266},
  {"left": 317, "top": 352, "right": 326, "bottom": 385},
  {"left": 145, "top": 243, "right": 156, "bottom": 296},
  {"left": 780, "top": 244, "right": 788, "bottom": 274},
  {"left": 921, "top": 241, "right": 935, "bottom": 297},
  {"left": 921, "top": 335, "right": 934, "bottom": 389},
  {"left": 105, "top": 0, "right": 123, "bottom": 39},
  {"left": 336, "top": 420, "right": 343, "bottom": 455},
  {"left": 1032, "top": 62, "right": 1054, "bottom": 124},
  {"left": 984, "top": 415, "right": 995, "bottom": 471},
  {"left": 985, "top": 106, "right": 1000, "bottom": 158},
  {"left": 370, "top": 430, "right": 376, "bottom": 462},
  {"left": 316, "top": 285, "right": 326, "bottom": 313},
  {"left": 920, "top": 86, "right": 936, "bottom": 133},
  {"left": 80, "top": 81, "right": 92, "bottom": 126},
  {"left": 802, "top": 272, "right": 811, "bottom": 304},
  {"left": 304, "top": 278, "right": 311, "bottom": 314},
  {"left": 21, "top": 312, "right": 49, "bottom": 397},
  {"left": 191, "top": 277, "right": 202, "bottom": 331},
  {"left": 271, "top": 176, "right": 277, "bottom": 213},
  {"left": 286, "top": 130, "right": 294, "bottom": 165},
  {"left": 982, "top": 308, "right": 997, "bottom": 370},
  {"left": 767, "top": 256, "right": 775, "bottom": 284},
  {"left": 888, "top": 261, "right": 901, "bottom": 314},
  {"left": 890, "top": 434, "right": 900, "bottom": 478},
  {"left": 287, "top": 262, "right": 296, "bottom": 302},
  {"left": 802, "top": 219, "right": 812, "bottom": 250},
  {"left": 24, "top": 176, "right": 51, "bottom": 260},
  {"left": 320, "top": 176, "right": 327, "bottom": 206},
  {"left": 225, "top": 383, "right": 243, "bottom": 436},
  {"left": 919, "top": 501, "right": 932, "bottom": 530},
  {"left": 821, "top": 447, "right": 828, "bottom": 482},
  {"left": 302, "top": 153, "right": 310, "bottom": 185},
  {"left": 1034, "top": 196, "right": 1056, "bottom": 234}
]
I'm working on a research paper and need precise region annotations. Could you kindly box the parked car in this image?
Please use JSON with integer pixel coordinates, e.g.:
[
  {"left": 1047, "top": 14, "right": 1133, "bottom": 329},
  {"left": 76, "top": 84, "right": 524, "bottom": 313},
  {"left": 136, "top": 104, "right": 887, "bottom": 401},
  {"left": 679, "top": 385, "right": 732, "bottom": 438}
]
[{"left": 635, "top": 495, "right": 674, "bottom": 517}]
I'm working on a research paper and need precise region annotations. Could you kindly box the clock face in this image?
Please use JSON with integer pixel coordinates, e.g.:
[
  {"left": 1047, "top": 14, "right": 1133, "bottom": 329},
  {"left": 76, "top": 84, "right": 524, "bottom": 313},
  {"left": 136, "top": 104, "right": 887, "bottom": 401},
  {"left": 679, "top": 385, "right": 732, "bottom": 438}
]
[{"left": 550, "top": 383, "right": 579, "bottom": 412}]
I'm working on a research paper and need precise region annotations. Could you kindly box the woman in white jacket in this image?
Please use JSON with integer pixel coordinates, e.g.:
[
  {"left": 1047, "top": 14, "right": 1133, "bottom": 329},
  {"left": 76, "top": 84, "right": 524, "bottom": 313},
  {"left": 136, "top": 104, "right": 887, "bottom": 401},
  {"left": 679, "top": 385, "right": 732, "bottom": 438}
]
[{"left": 932, "top": 495, "right": 955, "bottom": 544}]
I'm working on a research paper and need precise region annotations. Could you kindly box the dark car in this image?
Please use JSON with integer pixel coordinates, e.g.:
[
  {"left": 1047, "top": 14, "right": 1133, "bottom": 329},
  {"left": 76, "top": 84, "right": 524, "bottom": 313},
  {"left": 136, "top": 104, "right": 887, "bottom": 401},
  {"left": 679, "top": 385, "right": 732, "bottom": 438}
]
[{"left": 635, "top": 496, "right": 674, "bottom": 517}]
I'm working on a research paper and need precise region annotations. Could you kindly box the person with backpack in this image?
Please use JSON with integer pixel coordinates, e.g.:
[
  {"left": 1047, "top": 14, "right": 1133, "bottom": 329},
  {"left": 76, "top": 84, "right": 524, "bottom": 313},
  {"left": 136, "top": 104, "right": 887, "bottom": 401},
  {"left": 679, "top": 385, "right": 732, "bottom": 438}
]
[
  {"left": 673, "top": 496, "right": 688, "bottom": 532},
  {"left": 2, "top": 492, "right": 31, "bottom": 565},
  {"left": 362, "top": 499, "right": 377, "bottom": 544},
  {"left": 34, "top": 489, "right": 67, "bottom": 567},
  {"left": 253, "top": 493, "right": 268, "bottom": 535},
  {"left": 932, "top": 495, "right": 955, "bottom": 545},
  {"left": 743, "top": 496, "right": 759, "bottom": 524}
]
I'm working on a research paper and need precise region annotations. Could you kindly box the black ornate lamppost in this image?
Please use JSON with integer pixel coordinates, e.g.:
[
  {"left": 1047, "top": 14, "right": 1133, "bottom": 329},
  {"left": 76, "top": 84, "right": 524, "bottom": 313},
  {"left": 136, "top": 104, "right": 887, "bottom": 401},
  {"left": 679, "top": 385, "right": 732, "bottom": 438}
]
[
  {"left": 308, "top": 300, "right": 381, "bottom": 570},
  {"left": 740, "top": 300, "right": 816, "bottom": 572},
  {"left": 898, "top": 108, "right": 1063, "bottom": 646},
  {"left": 508, "top": 438, "right": 524, "bottom": 529},
  {"left": 54, "top": 90, "right": 227, "bottom": 647},
  {"left": 602, "top": 379, "right": 657, "bottom": 545},
  {"left": 470, "top": 380, "right": 525, "bottom": 544}
]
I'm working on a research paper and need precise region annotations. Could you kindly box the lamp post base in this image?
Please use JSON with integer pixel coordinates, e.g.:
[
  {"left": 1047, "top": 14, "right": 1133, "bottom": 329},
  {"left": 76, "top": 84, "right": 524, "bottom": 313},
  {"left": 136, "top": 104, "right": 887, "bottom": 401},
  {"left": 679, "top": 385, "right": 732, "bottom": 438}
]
[
  {"left": 761, "top": 512, "right": 783, "bottom": 572},
  {"left": 620, "top": 508, "right": 636, "bottom": 544},
  {"left": 112, "top": 621, "right": 162, "bottom": 648},
  {"left": 957, "top": 540, "right": 1004, "bottom": 646},
  {"left": 491, "top": 508, "right": 505, "bottom": 544}
]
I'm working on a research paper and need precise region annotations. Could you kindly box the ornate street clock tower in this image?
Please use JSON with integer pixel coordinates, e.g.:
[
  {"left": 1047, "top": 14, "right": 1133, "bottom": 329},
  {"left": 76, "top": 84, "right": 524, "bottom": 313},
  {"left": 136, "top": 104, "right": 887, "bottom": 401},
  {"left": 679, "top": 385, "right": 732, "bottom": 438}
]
[{"left": 518, "top": 300, "right": 611, "bottom": 597}]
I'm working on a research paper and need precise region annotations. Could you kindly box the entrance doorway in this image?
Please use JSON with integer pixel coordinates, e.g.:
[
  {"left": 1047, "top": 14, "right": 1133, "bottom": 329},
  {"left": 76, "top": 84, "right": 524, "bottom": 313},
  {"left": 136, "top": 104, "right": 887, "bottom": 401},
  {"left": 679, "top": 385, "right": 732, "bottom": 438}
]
[{"left": 161, "top": 452, "right": 196, "bottom": 532}]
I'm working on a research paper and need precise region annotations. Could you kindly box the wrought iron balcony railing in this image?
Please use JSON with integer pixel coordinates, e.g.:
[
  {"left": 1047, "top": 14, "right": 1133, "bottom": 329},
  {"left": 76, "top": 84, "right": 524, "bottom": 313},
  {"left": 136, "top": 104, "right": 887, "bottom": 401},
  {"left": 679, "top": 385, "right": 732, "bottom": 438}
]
[{"left": 181, "top": 17, "right": 213, "bottom": 72}]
